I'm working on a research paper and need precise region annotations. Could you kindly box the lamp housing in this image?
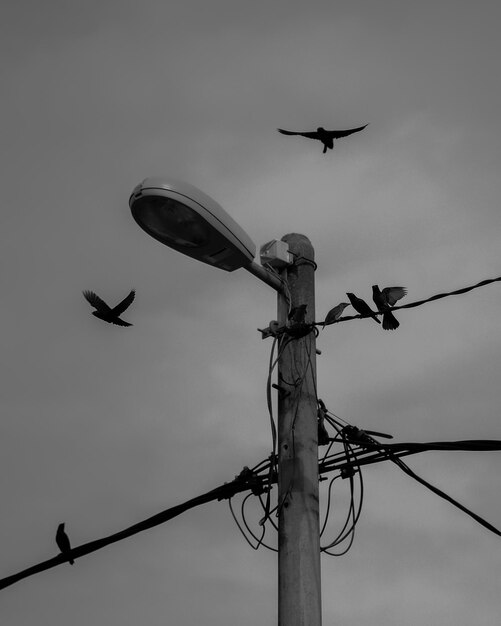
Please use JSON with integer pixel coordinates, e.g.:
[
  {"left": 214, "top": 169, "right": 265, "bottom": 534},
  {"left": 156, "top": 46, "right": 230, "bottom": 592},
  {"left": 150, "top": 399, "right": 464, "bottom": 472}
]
[{"left": 130, "top": 177, "right": 256, "bottom": 271}]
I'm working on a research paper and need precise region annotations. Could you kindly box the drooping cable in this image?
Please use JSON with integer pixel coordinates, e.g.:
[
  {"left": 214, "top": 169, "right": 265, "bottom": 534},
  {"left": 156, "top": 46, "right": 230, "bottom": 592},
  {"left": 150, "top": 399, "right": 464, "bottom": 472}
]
[
  {"left": 228, "top": 496, "right": 264, "bottom": 551},
  {"left": 241, "top": 493, "right": 278, "bottom": 552},
  {"left": 320, "top": 475, "right": 341, "bottom": 537},
  {"left": 262, "top": 334, "right": 293, "bottom": 529},
  {"left": 320, "top": 429, "right": 364, "bottom": 554}
]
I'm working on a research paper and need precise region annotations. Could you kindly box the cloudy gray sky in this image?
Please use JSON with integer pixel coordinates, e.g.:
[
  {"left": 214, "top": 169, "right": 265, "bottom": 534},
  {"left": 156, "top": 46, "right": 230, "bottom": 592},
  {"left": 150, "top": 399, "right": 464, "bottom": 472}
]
[{"left": 1, "top": 1, "right": 501, "bottom": 624}]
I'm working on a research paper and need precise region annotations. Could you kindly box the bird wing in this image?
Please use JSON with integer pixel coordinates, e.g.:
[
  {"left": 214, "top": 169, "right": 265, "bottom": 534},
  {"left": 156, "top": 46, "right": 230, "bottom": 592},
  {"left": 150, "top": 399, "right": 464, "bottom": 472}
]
[
  {"left": 323, "top": 309, "right": 337, "bottom": 326},
  {"left": 324, "top": 303, "right": 348, "bottom": 325},
  {"left": 382, "top": 286, "right": 407, "bottom": 306},
  {"left": 112, "top": 290, "right": 135, "bottom": 316},
  {"left": 277, "top": 128, "right": 320, "bottom": 139},
  {"left": 83, "top": 290, "right": 111, "bottom": 312},
  {"left": 325, "top": 124, "right": 368, "bottom": 139}
]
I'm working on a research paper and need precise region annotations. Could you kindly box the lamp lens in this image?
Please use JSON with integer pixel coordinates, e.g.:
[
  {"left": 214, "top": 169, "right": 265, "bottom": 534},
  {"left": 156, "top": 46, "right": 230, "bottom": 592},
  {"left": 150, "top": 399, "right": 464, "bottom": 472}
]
[{"left": 133, "top": 196, "right": 210, "bottom": 248}]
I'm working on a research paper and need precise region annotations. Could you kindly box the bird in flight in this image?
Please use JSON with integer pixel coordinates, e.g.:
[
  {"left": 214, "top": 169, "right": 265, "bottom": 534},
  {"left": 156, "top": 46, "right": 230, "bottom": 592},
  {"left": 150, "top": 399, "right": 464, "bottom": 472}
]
[
  {"left": 346, "top": 292, "right": 380, "bottom": 324},
  {"left": 277, "top": 124, "right": 368, "bottom": 153},
  {"left": 322, "top": 302, "right": 350, "bottom": 328},
  {"left": 56, "top": 523, "right": 74, "bottom": 565},
  {"left": 372, "top": 285, "right": 407, "bottom": 330},
  {"left": 83, "top": 289, "right": 135, "bottom": 327}
]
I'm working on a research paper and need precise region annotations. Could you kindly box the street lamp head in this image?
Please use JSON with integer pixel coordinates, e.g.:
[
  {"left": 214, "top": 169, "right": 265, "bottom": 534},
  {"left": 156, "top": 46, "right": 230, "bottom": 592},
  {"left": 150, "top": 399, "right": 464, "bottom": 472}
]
[{"left": 129, "top": 177, "right": 256, "bottom": 271}]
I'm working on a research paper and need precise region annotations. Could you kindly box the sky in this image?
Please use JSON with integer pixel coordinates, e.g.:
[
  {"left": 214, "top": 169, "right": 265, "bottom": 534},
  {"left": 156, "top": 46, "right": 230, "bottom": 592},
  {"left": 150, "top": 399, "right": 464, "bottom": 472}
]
[{"left": 1, "top": 0, "right": 501, "bottom": 624}]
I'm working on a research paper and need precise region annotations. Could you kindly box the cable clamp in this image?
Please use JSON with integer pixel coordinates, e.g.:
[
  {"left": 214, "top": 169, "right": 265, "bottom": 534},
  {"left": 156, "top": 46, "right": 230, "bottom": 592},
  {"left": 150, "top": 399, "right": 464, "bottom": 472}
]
[
  {"left": 218, "top": 466, "right": 265, "bottom": 500},
  {"left": 257, "top": 320, "right": 284, "bottom": 339}
]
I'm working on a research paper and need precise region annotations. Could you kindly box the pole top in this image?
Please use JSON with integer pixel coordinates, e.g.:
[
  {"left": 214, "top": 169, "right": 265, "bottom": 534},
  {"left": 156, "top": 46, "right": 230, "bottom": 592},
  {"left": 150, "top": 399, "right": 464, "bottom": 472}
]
[
  {"left": 282, "top": 233, "right": 315, "bottom": 263},
  {"left": 281, "top": 233, "right": 314, "bottom": 259}
]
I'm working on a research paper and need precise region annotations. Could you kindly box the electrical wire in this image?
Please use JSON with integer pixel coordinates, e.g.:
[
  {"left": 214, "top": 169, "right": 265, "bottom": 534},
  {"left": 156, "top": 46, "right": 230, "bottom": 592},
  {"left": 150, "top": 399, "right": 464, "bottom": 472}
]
[
  {"left": 328, "top": 424, "right": 501, "bottom": 538},
  {"left": 321, "top": 274, "right": 501, "bottom": 325},
  {"left": 389, "top": 454, "right": 501, "bottom": 537},
  {"left": 266, "top": 336, "right": 279, "bottom": 452},
  {"left": 0, "top": 473, "right": 265, "bottom": 592},
  {"left": 241, "top": 493, "right": 278, "bottom": 552},
  {"left": 320, "top": 431, "right": 364, "bottom": 555},
  {"left": 228, "top": 491, "right": 278, "bottom": 552},
  {"left": 4, "top": 422, "right": 501, "bottom": 590},
  {"left": 258, "top": 493, "right": 279, "bottom": 531},
  {"left": 263, "top": 262, "right": 292, "bottom": 315},
  {"left": 263, "top": 334, "right": 294, "bottom": 528},
  {"left": 320, "top": 475, "right": 341, "bottom": 537},
  {"left": 228, "top": 496, "right": 263, "bottom": 550},
  {"left": 274, "top": 331, "right": 319, "bottom": 519}
]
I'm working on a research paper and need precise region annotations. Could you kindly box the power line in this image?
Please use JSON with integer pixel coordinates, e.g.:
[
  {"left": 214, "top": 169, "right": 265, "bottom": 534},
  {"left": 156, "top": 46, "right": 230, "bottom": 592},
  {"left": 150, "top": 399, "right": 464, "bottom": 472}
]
[
  {"left": 3, "top": 432, "right": 501, "bottom": 592},
  {"left": 321, "top": 274, "right": 501, "bottom": 325},
  {"left": 321, "top": 427, "right": 501, "bottom": 537},
  {"left": 0, "top": 469, "right": 265, "bottom": 593},
  {"left": 319, "top": 437, "right": 501, "bottom": 474}
]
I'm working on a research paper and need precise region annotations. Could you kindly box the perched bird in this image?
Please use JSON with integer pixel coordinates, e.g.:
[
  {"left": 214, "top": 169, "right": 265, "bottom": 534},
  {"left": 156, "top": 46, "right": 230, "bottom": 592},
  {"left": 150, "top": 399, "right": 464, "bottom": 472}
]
[
  {"left": 372, "top": 285, "right": 407, "bottom": 331},
  {"left": 346, "top": 292, "right": 380, "bottom": 324},
  {"left": 288, "top": 304, "right": 307, "bottom": 324},
  {"left": 317, "top": 398, "right": 330, "bottom": 446},
  {"left": 83, "top": 289, "right": 135, "bottom": 327},
  {"left": 56, "top": 523, "right": 74, "bottom": 565},
  {"left": 277, "top": 124, "right": 368, "bottom": 154},
  {"left": 322, "top": 302, "right": 350, "bottom": 328}
]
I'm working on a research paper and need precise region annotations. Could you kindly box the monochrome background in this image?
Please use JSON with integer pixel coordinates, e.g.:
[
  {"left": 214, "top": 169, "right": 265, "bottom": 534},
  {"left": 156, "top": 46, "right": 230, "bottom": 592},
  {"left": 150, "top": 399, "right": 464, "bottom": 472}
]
[{"left": 1, "top": 1, "right": 500, "bottom": 624}]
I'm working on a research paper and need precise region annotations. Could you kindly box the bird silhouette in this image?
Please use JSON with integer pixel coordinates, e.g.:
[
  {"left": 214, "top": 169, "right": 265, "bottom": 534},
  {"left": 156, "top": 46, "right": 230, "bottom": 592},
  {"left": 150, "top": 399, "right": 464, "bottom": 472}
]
[
  {"left": 322, "top": 302, "right": 350, "bottom": 328},
  {"left": 346, "top": 292, "right": 380, "bottom": 324},
  {"left": 83, "top": 289, "right": 135, "bottom": 327},
  {"left": 372, "top": 285, "right": 407, "bottom": 331},
  {"left": 317, "top": 399, "right": 331, "bottom": 446},
  {"left": 56, "top": 523, "right": 74, "bottom": 565},
  {"left": 288, "top": 304, "right": 308, "bottom": 324},
  {"left": 277, "top": 124, "right": 368, "bottom": 153}
]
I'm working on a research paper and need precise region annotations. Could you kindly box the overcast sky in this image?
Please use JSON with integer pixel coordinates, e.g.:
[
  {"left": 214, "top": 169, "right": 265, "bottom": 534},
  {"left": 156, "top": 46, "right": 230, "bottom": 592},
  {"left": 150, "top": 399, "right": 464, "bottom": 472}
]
[{"left": 1, "top": 1, "right": 501, "bottom": 624}]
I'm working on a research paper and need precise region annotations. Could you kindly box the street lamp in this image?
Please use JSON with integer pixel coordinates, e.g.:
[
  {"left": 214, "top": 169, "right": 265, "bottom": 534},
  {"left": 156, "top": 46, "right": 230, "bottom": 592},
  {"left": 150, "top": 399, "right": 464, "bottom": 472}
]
[
  {"left": 129, "top": 177, "right": 321, "bottom": 626},
  {"left": 129, "top": 177, "right": 283, "bottom": 292}
]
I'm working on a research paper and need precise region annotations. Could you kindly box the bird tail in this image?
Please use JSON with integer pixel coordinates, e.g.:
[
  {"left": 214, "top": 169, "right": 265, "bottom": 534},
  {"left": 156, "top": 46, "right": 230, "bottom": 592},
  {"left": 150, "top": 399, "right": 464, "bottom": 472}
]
[
  {"left": 322, "top": 145, "right": 327, "bottom": 154},
  {"left": 382, "top": 311, "right": 399, "bottom": 330},
  {"left": 69, "top": 557, "right": 74, "bottom": 565}
]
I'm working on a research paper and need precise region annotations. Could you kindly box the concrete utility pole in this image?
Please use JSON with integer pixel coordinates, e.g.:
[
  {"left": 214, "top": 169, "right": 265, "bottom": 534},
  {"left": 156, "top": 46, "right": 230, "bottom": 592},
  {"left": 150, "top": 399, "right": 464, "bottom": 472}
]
[{"left": 277, "top": 233, "right": 321, "bottom": 626}]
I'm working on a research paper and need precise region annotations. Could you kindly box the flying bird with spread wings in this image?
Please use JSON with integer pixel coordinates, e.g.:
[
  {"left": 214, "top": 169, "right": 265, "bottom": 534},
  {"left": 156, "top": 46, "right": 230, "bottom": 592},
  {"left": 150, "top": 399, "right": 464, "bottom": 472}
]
[
  {"left": 56, "top": 523, "right": 74, "bottom": 565},
  {"left": 277, "top": 124, "right": 368, "bottom": 153},
  {"left": 372, "top": 285, "right": 407, "bottom": 331},
  {"left": 83, "top": 289, "right": 135, "bottom": 327}
]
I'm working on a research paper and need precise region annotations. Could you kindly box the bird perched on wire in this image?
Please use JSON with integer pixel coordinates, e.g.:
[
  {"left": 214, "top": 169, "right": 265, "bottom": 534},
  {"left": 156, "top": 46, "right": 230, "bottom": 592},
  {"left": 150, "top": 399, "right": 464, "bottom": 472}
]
[
  {"left": 372, "top": 285, "right": 407, "bottom": 331},
  {"left": 83, "top": 289, "right": 135, "bottom": 327},
  {"left": 346, "top": 292, "right": 380, "bottom": 324},
  {"left": 322, "top": 302, "right": 350, "bottom": 328},
  {"left": 56, "top": 523, "right": 74, "bottom": 565},
  {"left": 277, "top": 124, "right": 368, "bottom": 154}
]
